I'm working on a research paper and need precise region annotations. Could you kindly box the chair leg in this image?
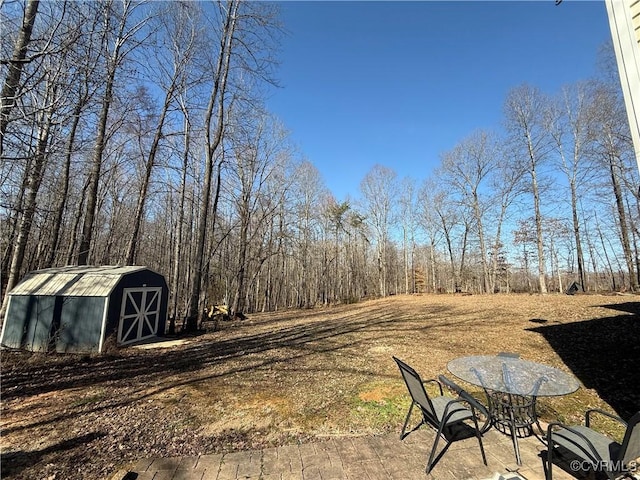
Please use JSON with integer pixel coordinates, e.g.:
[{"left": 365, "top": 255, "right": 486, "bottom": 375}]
[
  {"left": 426, "top": 422, "right": 448, "bottom": 473},
  {"left": 471, "top": 409, "right": 488, "bottom": 466},
  {"left": 400, "top": 401, "right": 415, "bottom": 440},
  {"left": 426, "top": 436, "right": 441, "bottom": 473},
  {"left": 546, "top": 443, "right": 553, "bottom": 480},
  {"left": 426, "top": 418, "right": 487, "bottom": 473}
]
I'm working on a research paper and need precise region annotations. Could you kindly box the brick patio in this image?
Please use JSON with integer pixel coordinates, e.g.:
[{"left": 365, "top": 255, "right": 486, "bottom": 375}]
[{"left": 109, "top": 427, "right": 586, "bottom": 480}]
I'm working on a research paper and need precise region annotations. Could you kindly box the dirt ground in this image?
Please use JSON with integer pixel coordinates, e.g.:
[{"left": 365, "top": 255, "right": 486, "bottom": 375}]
[{"left": 1, "top": 293, "right": 639, "bottom": 479}]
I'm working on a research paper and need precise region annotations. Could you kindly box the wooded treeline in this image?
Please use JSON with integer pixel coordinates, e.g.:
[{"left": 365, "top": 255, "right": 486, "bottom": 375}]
[{"left": 2, "top": 1, "right": 639, "bottom": 325}]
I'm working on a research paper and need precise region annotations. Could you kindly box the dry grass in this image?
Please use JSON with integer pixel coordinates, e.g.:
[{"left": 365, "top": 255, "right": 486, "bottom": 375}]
[{"left": 1, "top": 293, "right": 639, "bottom": 479}]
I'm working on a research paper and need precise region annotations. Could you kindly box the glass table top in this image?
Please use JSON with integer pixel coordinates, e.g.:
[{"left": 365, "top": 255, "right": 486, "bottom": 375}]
[{"left": 447, "top": 355, "right": 580, "bottom": 397}]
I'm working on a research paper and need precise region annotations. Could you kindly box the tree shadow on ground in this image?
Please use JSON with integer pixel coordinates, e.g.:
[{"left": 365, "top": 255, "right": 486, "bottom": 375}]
[
  {"left": 1, "top": 302, "right": 456, "bottom": 403},
  {"left": 1, "top": 301, "right": 469, "bottom": 440},
  {"left": 527, "top": 302, "right": 640, "bottom": 419},
  {"left": 0, "top": 431, "right": 106, "bottom": 477}
]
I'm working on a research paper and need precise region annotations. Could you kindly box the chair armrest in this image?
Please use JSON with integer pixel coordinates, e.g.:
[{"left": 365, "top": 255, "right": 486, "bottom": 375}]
[
  {"left": 458, "top": 391, "right": 489, "bottom": 418},
  {"left": 442, "top": 396, "right": 492, "bottom": 433},
  {"left": 438, "top": 375, "right": 487, "bottom": 414},
  {"left": 584, "top": 409, "right": 627, "bottom": 429},
  {"left": 438, "top": 375, "right": 489, "bottom": 408},
  {"left": 424, "top": 378, "right": 444, "bottom": 396},
  {"left": 439, "top": 375, "right": 491, "bottom": 433},
  {"left": 438, "top": 375, "right": 462, "bottom": 394},
  {"left": 547, "top": 422, "right": 604, "bottom": 463}
]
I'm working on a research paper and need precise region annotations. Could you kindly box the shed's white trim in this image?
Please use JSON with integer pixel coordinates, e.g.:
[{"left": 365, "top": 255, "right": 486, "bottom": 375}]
[
  {"left": 0, "top": 295, "right": 13, "bottom": 346},
  {"left": 97, "top": 298, "right": 109, "bottom": 353}
]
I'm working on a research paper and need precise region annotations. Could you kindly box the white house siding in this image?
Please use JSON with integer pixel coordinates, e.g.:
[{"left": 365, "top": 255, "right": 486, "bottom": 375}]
[{"left": 606, "top": 0, "right": 640, "bottom": 174}]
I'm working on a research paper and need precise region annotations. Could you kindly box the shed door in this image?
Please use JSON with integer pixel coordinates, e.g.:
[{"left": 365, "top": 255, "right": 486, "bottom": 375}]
[{"left": 118, "top": 287, "right": 162, "bottom": 345}]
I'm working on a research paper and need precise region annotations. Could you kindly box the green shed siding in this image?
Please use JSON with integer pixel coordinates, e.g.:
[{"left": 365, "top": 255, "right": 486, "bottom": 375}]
[
  {"left": 56, "top": 297, "right": 107, "bottom": 353},
  {"left": 1, "top": 296, "right": 30, "bottom": 349},
  {"left": 1, "top": 296, "right": 56, "bottom": 351}
]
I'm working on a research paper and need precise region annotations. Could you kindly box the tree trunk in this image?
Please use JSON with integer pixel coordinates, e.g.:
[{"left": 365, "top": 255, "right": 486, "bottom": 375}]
[
  {"left": 2, "top": 101, "right": 53, "bottom": 312},
  {"left": 595, "top": 212, "right": 616, "bottom": 291},
  {"left": 171, "top": 112, "right": 190, "bottom": 318},
  {"left": 125, "top": 88, "right": 173, "bottom": 265},
  {"left": 0, "top": 0, "right": 39, "bottom": 157},
  {"left": 47, "top": 101, "right": 83, "bottom": 267},
  {"left": 569, "top": 179, "right": 586, "bottom": 291},
  {"left": 66, "top": 177, "right": 88, "bottom": 264},
  {"left": 231, "top": 210, "right": 250, "bottom": 318},
  {"left": 77, "top": 7, "right": 125, "bottom": 265},
  {"left": 472, "top": 192, "right": 489, "bottom": 293},
  {"left": 186, "top": 1, "right": 238, "bottom": 329},
  {"left": 608, "top": 152, "right": 638, "bottom": 291},
  {"left": 530, "top": 163, "right": 547, "bottom": 293}
]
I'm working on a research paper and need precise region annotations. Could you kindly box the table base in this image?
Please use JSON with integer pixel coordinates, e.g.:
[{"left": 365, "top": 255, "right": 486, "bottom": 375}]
[{"left": 487, "top": 391, "right": 539, "bottom": 465}]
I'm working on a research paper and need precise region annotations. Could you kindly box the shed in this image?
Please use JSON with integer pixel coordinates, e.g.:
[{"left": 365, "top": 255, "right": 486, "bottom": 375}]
[{"left": 0, "top": 265, "right": 168, "bottom": 353}]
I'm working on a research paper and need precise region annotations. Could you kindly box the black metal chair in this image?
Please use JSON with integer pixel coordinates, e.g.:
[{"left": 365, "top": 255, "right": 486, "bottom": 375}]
[
  {"left": 545, "top": 409, "right": 640, "bottom": 480},
  {"left": 393, "top": 356, "right": 489, "bottom": 473}
]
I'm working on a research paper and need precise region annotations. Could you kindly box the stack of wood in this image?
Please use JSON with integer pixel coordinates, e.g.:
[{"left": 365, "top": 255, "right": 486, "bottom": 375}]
[{"left": 208, "top": 304, "right": 229, "bottom": 320}]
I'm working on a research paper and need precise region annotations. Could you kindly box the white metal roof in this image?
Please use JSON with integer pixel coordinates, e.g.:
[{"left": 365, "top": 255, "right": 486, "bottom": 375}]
[{"left": 9, "top": 266, "right": 149, "bottom": 297}]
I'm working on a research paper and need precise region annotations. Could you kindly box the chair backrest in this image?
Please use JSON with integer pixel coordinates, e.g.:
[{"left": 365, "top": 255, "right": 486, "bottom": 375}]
[
  {"left": 393, "top": 356, "right": 437, "bottom": 419},
  {"left": 620, "top": 411, "right": 640, "bottom": 465}
]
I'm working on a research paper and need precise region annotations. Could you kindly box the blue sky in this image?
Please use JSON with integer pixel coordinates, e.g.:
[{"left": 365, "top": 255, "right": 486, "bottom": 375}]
[{"left": 265, "top": 1, "right": 613, "bottom": 200}]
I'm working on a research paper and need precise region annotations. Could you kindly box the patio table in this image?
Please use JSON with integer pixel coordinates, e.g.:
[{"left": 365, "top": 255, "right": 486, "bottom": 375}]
[{"left": 447, "top": 355, "right": 580, "bottom": 466}]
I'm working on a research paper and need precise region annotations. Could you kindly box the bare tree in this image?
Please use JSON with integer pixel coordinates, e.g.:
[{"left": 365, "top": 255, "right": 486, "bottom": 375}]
[
  {"left": 589, "top": 81, "right": 638, "bottom": 291},
  {"left": 46, "top": 9, "right": 102, "bottom": 268},
  {"left": 546, "top": 82, "right": 596, "bottom": 291},
  {"left": 289, "top": 160, "right": 326, "bottom": 307},
  {"left": 360, "top": 164, "right": 397, "bottom": 297},
  {"left": 504, "top": 84, "right": 553, "bottom": 294},
  {"left": 487, "top": 145, "right": 526, "bottom": 293},
  {"left": 186, "top": 0, "right": 240, "bottom": 329},
  {"left": 186, "top": 1, "right": 281, "bottom": 327},
  {"left": 77, "top": 0, "right": 149, "bottom": 265},
  {"left": 421, "top": 172, "right": 466, "bottom": 293},
  {"left": 1, "top": 0, "right": 88, "bottom": 303},
  {"left": 124, "top": 2, "right": 198, "bottom": 265},
  {"left": 1, "top": 0, "right": 89, "bottom": 307},
  {"left": 441, "top": 130, "right": 498, "bottom": 293},
  {"left": 417, "top": 178, "right": 445, "bottom": 293},
  {"left": 227, "top": 112, "right": 290, "bottom": 318},
  {"left": 0, "top": 0, "right": 39, "bottom": 157},
  {"left": 399, "top": 177, "right": 417, "bottom": 294},
  {"left": 513, "top": 219, "right": 537, "bottom": 292},
  {"left": 4, "top": 79, "right": 57, "bottom": 302},
  {"left": 170, "top": 94, "right": 194, "bottom": 319}
]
